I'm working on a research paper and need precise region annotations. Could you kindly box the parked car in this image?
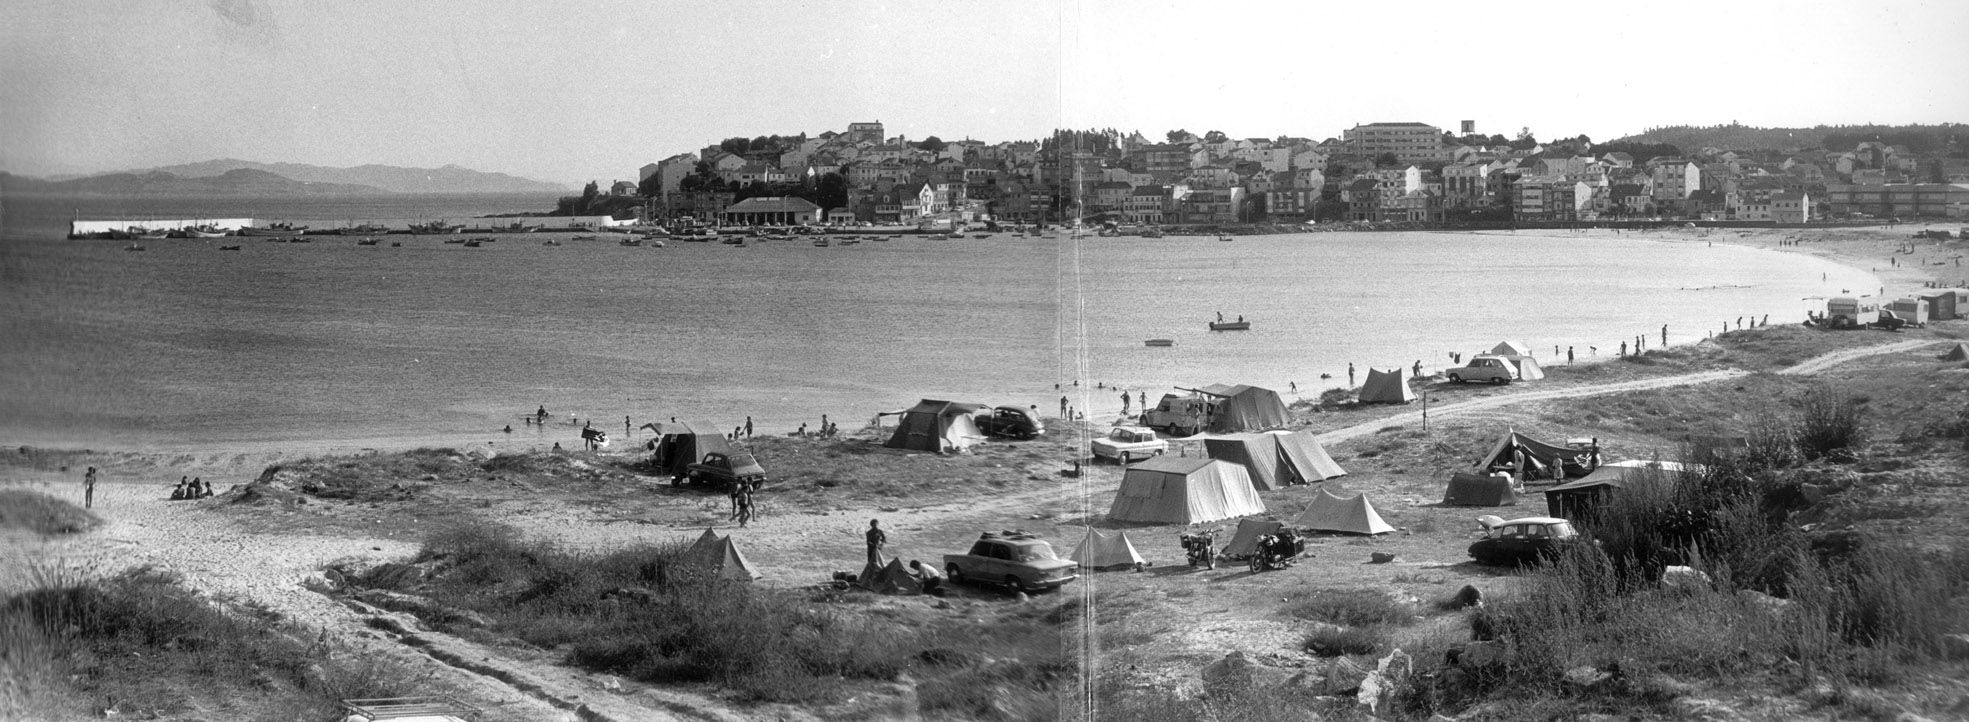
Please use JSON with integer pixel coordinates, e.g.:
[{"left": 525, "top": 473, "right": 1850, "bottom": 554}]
[
  {"left": 1871, "top": 309, "right": 1909, "bottom": 331},
  {"left": 975, "top": 405, "right": 1045, "bottom": 440},
  {"left": 1467, "top": 517, "right": 1581, "bottom": 566},
  {"left": 944, "top": 530, "right": 1078, "bottom": 593},
  {"left": 1446, "top": 355, "right": 1515, "bottom": 385},
  {"left": 681, "top": 452, "right": 766, "bottom": 490},
  {"left": 1091, "top": 426, "right": 1168, "bottom": 463}
]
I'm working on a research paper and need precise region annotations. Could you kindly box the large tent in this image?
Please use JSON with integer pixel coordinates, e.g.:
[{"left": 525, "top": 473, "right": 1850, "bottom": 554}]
[
  {"left": 1489, "top": 340, "right": 1534, "bottom": 357},
  {"left": 1543, "top": 460, "right": 1690, "bottom": 519},
  {"left": 1203, "top": 431, "right": 1347, "bottom": 491},
  {"left": 1293, "top": 489, "right": 1395, "bottom": 535},
  {"left": 678, "top": 529, "right": 761, "bottom": 582},
  {"left": 1106, "top": 456, "right": 1267, "bottom": 525},
  {"left": 1070, "top": 529, "right": 1148, "bottom": 570},
  {"left": 1219, "top": 518, "right": 1285, "bottom": 559},
  {"left": 1268, "top": 430, "right": 1348, "bottom": 484},
  {"left": 1476, "top": 430, "right": 1598, "bottom": 480},
  {"left": 648, "top": 421, "right": 733, "bottom": 478},
  {"left": 1357, "top": 368, "right": 1417, "bottom": 404},
  {"left": 1187, "top": 384, "right": 1291, "bottom": 433},
  {"left": 1441, "top": 472, "right": 1519, "bottom": 507},
  {"left": 856, "top": 557, "right": 923, "bottom": 595},
  {"left": 884, "top": 399, "right": 990, "bottom": 452}
]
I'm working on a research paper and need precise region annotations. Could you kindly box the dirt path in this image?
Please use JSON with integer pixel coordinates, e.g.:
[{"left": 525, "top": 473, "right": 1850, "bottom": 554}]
[{"left": 1774, "top": 337, "right": 1939, "bottom": 375}]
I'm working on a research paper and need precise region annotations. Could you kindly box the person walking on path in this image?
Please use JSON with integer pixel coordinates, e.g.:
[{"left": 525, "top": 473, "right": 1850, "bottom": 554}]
[
  {"left": 84, "top": 466, "right": 97, "bottom": 509},
  {"left": 734, "top": 484, "right": 754, "bottom": 528},
  {"left": 866, "top": 519, "right": 887, "bottom": 566},
  {"left": 744, "top": 416, "right": 754, "bottom": 438}
]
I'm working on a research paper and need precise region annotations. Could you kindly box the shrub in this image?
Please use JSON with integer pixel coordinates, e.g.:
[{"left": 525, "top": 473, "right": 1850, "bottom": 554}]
[
  {"left": 1303, "top": 625, "right": 1385, "bottom": 657},
  {"left": 1793, "top": 384, "right": 1868, "bottom": 461},
  {"left": 0, "top": 490, "right": 99, "bottom": 535}
]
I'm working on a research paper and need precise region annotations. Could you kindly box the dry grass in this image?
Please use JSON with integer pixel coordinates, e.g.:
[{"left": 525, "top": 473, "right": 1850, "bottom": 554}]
[{"left": 0, "top": 489, "right": 99, "bottom": 535}]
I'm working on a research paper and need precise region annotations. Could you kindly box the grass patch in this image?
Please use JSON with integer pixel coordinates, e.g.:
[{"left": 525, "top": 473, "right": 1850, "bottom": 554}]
[
  {"left": 1282, "top": 588, "right": 1416, "bottom": 627},
  {"left": 2, "top": 566, "right": 427, "bottom": 720},
  {"left": 0, "top": 489, "right": 99, "bottom": 535}
]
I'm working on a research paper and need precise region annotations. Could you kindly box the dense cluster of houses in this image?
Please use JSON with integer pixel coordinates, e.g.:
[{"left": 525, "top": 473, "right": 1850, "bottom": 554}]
[{"left": 628, "top": 121, "right": 1969, "bottom": 227}]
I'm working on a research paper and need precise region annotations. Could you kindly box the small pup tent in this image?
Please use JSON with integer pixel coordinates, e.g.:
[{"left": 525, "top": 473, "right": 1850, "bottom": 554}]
[
  {"left": 1186, "top": 384, "right": 1291, "bottom": 433},
  {"left": 1442, "top": 472, "right": 1519, "bottom": 507},
  {"left": 1476, "top": 430, "right": 1598, "bottom": 480},
  {"left": 1070, "top": 529, "right": 1148, "bottom": 570},
  {"left": 1357, "top": 367, "right": 1417, "bottom": 404},
  {"left": 1940, "top": 343, "right": 1969, "bottom": 362},
  {"left": 1107, "top": 457, "right": 1267, "bottom": 525},
  {"left": 884, "top": 399, "right": 990, "bottom": 452},
  {"left": 1219, "top": 518, "right": 1285, "bottom": 559},
  {"left": 1293, "top": 489, "right": 1395, "bottom": 535},
  {"left": 678, "top": 529, "right": 761, "bottom": 582},
  {"left": 647, "top": 421, "right": 733, "bottom": 478},
  {"left": 1489, "top": 340, "right": 1533, "bottom": 357},
  {"left": 856, "top": 557, "right": 923, "bottom": 595}
]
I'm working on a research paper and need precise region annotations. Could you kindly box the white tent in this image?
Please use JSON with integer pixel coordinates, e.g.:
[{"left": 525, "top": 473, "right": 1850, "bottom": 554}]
[
  {"left": 1107, "top": 457, "right": 1266, "bottom": 525},
  {"left": 1292, "top": 489, "right": 1394, "bottom": 535},
  {"left": 1070, "top": 529, "right": 1148, "bottom": 570},
  {"left": 1489, "top": 340, "right": 1533, "bottom": 357},
  {"left": 1501, "top": 355, "right": 1545, "bottom": 380}
]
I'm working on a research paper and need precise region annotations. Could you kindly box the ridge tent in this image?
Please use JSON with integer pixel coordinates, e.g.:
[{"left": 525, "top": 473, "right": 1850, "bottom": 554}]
[
  {"left": 1219, "top": 518, "right": 1285, "bottom": 559},
  {"left": 856, "top": 557, "right": 924, "bottom": 595},
  {"left": 884, "top": 399, "right": 990, "bottom": 452},
  {"left": 1489, "top": 341, "right": 1533, "bottom": 357},
  {"left": 1070, "top": 529, "right": 1148, "bottom": 570},
  {"left": 1357, "top": 367, "right": 1417, "bottom": 404},
  {"left": 648, "top": 421, "right": 733, "bottom": 478},
  {"left": 679, "top": 531, "right": 761, "bottom": 582},
  {"left": 1441, "top": 472, "right": 1519, "bottom": 506},
  {"left": 1941, "top": 343, "right": 1969, "bottom": 361},
  {"left": 1267, "top": 430, "right": 1347, "bottom": 483},
  {"left": 1293, "top": 489, "right": 1394, "bottom": 535},
  {"left": 1543, "top": 460, "right": 1687, "bottom": 519},
  {"left": 1106, "top": 456, "right": 1267, "bottom": 525},
  {"left": 1185, "top": 384, "right": 1290, "bottom": 433},
  {"left": 1202, "top": 433, "right": 1290, "bottom": 491},
  {"left": 1499, "top": 355, "right": 1545, "bottom": 381},
  {"left": 1476, "top": 430, "right": 1598, "bottom": 480}
]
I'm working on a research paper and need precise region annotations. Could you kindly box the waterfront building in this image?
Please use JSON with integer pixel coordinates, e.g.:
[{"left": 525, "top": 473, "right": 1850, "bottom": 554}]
[{"left": 721, "top": 196, "right": 820, "bottom": 226}]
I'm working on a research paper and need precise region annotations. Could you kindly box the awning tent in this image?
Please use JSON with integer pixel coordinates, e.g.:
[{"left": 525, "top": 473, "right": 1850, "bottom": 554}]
[
  {"left": 1070, "top": 529, "right": 1148, "bottom": 570},
  {"left": 1543, "top": 460, "right": 1688, "bottom": 519},
  {"left": 1219, "top": 518, "right": 1285, "bottom": 559},
  {"left": 856, "top": 557, "right": 923, "bottom": 595},
  {"left": 1476, "top": 430, "right": 1598, "bottom": 480},
  {"left": 1357, "top": 367, "right": 1417, "bottom": 404},
  {"left": 1187, "top": 384, "right": 1290, "bottom": 433},
  {"left": 1292, "top": 489, "right": 1394, "bottom": 535},
  {"left": 1441, "top": 472, "right": 1519, "bottom": 507},
  {"left": 648, "top": 421, "right": 733, "bottom": 478},
  {"left": 884, "top": 399, "right": 990, "bottom": 452},
  {"left": 678, "top": 529, "right": 761, "bottom": 582},
  {"left": 1106, "top": 456, "right": 1267, "bottom": 525},
  {"left": 1489, "top": 341, "right": 1533, "bottom": 357},
  {"left": 1499, "top": 355, "right": 1545, "bottom": 380}
]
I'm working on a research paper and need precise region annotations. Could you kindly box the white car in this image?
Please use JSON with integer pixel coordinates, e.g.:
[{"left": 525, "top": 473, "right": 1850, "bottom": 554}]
[{"left": 1091, "top": 427, "right": 1168, "bottom": 463}]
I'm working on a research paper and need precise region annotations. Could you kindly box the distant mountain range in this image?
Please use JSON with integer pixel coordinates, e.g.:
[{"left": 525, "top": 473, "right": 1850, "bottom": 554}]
[
  {"left": 0, "top": 168, "right": 387, "bottom": 196},
  {"left": 8, "top": 159, "right": 570, "bottom": 195},
  {"left": 1611, "top": 123, "right": 1964, "bottom": 154}
]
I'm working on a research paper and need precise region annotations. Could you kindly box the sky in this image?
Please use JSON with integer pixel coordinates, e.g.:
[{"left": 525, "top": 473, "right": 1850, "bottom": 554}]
[{"left": 3, "top": 0, "right": 1966, "bottom": 188}]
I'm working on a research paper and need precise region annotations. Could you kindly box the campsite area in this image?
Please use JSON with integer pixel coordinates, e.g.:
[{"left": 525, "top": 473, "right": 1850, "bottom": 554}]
[{"left": 7, "top": 227, "right": 1969, "bottom": 721}]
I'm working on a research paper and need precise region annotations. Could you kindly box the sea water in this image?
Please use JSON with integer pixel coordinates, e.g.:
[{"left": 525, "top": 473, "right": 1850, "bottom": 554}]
[{"left": 0, "top": 194, "right": 1876, "bottom": 452}]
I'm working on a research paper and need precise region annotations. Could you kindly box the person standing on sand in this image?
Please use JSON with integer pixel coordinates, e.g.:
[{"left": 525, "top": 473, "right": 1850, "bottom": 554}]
[
  {"left": 1662, "top": 325, "right": 1668, "bottom": 347},
  {"left": 84, "top": 467, "right": 97, "bottom": 509},
  {"left": 1567, "top": 346, "right": 1574, "bottom": 364},
  {"left": 1060, "top": 396, "right": 1069, "bottom": 419},
  {"left": 1120, "top": 390, "right": 1130, "bottom": 414},
  {"left": 1138, "top": 392, "right": 1146, "bottom": 410},
  {"left": 866, "top": 519, "right": 887, "bottom": 566},
  {"left": 735, "top": 485, "right": 753, "bottom": 528},
  {"left": 1619, "top": 341, "right": 1627, "bottom": 357},
  {"left": 1348, "top": 363, "right": 1356, "bottom": 387},
  {"left": 1412, "top": 360, "right": 1422, "bottom": 377},
  {"left": 744, "top": 417, "right": 754, "bottom": 438}
]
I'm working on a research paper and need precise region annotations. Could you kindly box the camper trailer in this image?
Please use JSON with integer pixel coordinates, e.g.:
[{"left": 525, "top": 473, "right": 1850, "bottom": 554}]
[
  {"left": 1825, "top": 297, "right": 1879, "bottom": 329},
  {"left": 1887, "top": 298, "right": 1929, "bottom": 327}
]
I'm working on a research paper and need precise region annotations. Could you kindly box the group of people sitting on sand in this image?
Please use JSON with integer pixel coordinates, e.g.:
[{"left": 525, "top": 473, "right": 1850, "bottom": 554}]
[{"left": 170, "top": 476, "right": 214, "bottom": 500}]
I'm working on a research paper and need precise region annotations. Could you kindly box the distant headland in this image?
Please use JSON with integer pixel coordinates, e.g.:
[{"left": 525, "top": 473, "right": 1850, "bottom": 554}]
[{"left": 2, "top": 159, "right": 569, "bottom": 196}]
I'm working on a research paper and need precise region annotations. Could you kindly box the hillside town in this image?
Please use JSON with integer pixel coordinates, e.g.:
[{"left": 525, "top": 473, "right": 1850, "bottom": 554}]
[{"left": 623, "top": 121, "right": 1969, "bottom": 229}]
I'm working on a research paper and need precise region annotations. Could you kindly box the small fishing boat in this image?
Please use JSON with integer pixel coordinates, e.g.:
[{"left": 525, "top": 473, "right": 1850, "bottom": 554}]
[
  {"left": 813, "top": 239, "right": 830, "bottom": 247},
  {"left": 338, "top": 223, "right": 392, "bottom": 236},
  {"left": 1208, "top": 319, "right": 1251, "bottom": 331},
  {"left": 620, "top": 238, "right": 643, "bottom": 247},
  {"left": 839, "top": 238, "right": 860, "bottom": 245},
  {"left": 1217, "top": 234, "right": 1234, "bottom": 242},
  {"left": 443, "top": 237, "right": 466, "bottom": 244},
  {"left": 180, "top": 225, "right": 228, "bottom": 238},
  {"left": 1141, "top": 228, "right": 1165, "bottom": 238},
  {"left": 406, "top": 220, "right": 464, "bottom": 235},
  {"left": 124, "top": 243, "right": 147, "bottom": 252},
  {"left": 647, "top": 240, "right": 665, "bottom": 248},
  {"left": 462, "top": 239, "right": 484, "bottom": 247},
  {"left": 543, "top": 239, "right": 563, "bottom": 246},
  {"left": 571, "top": 235, "right": 598, "bottom": 241},
  {"left": 218, "top": 244, "right": 241, "bottom": 251},
  {"left": 239, "top": 222, "right": 307, "bottom": 236},
  {"left": 973, "top": 233, "right": 992, "bottom": 239},
  {"left": 287, "top": 237, "right": 313, "bottom": 243},
  {"left": 356, "top": 237, "right": 380, "bottom": 245},
  {"left": 389, "top": 241, "right": 402, "bottom": 247},
  {"left": 1144, "top": 339, "right": 1175, "bottom": 347}
]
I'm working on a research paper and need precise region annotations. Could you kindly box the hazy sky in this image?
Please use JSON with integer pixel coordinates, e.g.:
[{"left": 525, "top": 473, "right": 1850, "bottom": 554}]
[{"left": 3, "top": 0, "right": 1966, "bottom": 187}]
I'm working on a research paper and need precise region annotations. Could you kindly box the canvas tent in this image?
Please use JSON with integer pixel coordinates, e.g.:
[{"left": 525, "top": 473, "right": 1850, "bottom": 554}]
[
  {"left": 1357, "top": 367, "right": 1417, "bottom": 404},
  {"left": 1500, "top": 355, "right": 1545, "bottom": 381},
  {"left": 1293, "top": 489, "right": 1395, "bottom": 535},
  {"left": 1219, "top": 518, "right": 1286, "bottom": 559},
  {"left": 1267, "top": 430, "right": 1348, "bottom": 484},
  {"left": 1186, "top": 384, "right": 1291, "bottom": 433},
  {"left": 1489, "top": 340, "right": 1533, "bottom": 357},
  {"left": 884, "top": 399, "right": 990, "bottom": 452},
  {"left": 649, "top": 421, "right": 733, "bottom": 478},
  {"left": 1476, "top": 430, "right": 1598, "bottom": 480},
  {"left": 1106, "top": 456, "right": 1267, "bottom": 525},
  {"left": 1203, "top": 430, "right": 1347, "bottom": 491},
  {"left": 1441, "top": 472, "right": 1519, "bottom": 507},
  {"left": 1070, "top": 529, "right": 1148, "bottom": 570},
  {"left": 678, "top": 529, "right": 761, "bottom": 582},
  {"left": 1940, "top": 343, "right": 1969, "bottom": 361},
  {"left": 1543, "top": 460, "right": 1688, "bottom": 519},
  {"left": 856, "top": 557, "right": 923, "bottom": 595}
]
